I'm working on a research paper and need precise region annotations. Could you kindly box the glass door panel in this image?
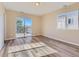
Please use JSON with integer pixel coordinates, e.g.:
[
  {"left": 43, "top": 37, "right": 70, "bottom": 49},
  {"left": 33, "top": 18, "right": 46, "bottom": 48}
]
[
  {"left": 16, "top": 17, "right": 24, "bottom": 38},
  {"left": 16, "top": 17, "right": 32, "bottom": 38},
  {"left": 24, "top": 18, "right": 32, "bottom": 37}
]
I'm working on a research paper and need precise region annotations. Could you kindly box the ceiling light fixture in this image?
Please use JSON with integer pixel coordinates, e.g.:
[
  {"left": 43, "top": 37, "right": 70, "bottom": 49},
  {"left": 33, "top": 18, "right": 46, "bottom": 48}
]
[{"left": 33, "top": 2, "right": 40, "bottom": 6}]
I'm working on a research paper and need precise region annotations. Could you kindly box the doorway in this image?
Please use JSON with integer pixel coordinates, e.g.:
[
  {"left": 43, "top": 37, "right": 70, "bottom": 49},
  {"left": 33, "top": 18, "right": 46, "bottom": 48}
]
[{"left": 16, "top": 17, "right": 32, "bottom": 38}]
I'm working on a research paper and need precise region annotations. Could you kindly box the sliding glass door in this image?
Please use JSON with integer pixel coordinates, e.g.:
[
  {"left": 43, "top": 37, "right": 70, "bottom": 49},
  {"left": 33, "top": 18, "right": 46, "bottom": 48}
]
[
  {"left": 16, "top": 17, "right": 32, "bottom": 38},
  {"left": 24, "top": 18, "right": 32, "bottom": 37}
]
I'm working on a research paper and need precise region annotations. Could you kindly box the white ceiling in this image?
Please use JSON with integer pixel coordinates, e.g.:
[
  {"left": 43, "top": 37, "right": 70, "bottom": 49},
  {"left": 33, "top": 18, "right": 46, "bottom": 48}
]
[{"left": 3, "top": 2, "right": 75, "bottom": 16}]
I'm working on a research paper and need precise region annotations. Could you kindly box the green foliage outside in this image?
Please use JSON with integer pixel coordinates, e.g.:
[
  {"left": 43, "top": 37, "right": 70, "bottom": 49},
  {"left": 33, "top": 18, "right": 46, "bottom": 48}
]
[{"left": 16, "top": 20, "right": 25, "bottom": 33}]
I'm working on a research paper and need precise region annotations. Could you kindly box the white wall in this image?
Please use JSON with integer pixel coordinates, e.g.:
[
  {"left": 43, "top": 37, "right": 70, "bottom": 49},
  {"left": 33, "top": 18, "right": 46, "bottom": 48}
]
[
  {"left": 42, "top": 3, "right": 79, "bottom": 46},
  {"left": 0, "top": 3, "right": 5, "bottom": 50},
  {"left": 5, "top": 10, "right": 41, "bottom": 40}
]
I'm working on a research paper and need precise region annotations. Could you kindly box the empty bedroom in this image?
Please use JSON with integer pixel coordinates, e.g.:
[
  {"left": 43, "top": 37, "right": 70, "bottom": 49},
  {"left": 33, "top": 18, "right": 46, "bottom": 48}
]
[{"left": 0, "top": 2, "right": 79, "bottom": 57}]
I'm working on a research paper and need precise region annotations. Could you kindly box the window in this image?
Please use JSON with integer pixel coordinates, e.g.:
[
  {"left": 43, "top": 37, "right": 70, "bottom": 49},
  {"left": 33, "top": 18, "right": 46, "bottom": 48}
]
[{"left": 57, "top": 10, "right": 79, "bottom": 30}]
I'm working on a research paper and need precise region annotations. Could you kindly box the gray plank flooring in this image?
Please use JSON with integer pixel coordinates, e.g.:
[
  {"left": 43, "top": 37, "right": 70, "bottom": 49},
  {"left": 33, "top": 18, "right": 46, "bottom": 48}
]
[{"left": 1, "top": 36, "right": 79, "bottom": 57}]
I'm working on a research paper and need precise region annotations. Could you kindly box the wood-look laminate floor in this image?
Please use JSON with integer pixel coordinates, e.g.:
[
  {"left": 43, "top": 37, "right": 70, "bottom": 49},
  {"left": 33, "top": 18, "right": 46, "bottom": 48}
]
[{"left": 1, "top": 36, "right": 79, "bottom": 57}]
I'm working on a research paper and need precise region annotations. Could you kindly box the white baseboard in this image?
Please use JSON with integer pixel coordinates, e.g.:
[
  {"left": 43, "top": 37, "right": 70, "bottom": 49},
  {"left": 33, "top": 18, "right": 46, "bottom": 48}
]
[
  {"left": 43, "top": 35, "right": 79, "bottom": 47},
  {"left": 5, "top": 35, "right": 41, "bottom": 40}
]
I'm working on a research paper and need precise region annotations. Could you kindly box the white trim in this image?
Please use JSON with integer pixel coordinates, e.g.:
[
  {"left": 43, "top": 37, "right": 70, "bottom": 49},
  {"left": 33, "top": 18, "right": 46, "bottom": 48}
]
[
  {"left": 43, "top": 35, "right": 79, "bottom": 47},
  {"left": 5, "top": 35, "right": 40, "bottom": 40}
]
